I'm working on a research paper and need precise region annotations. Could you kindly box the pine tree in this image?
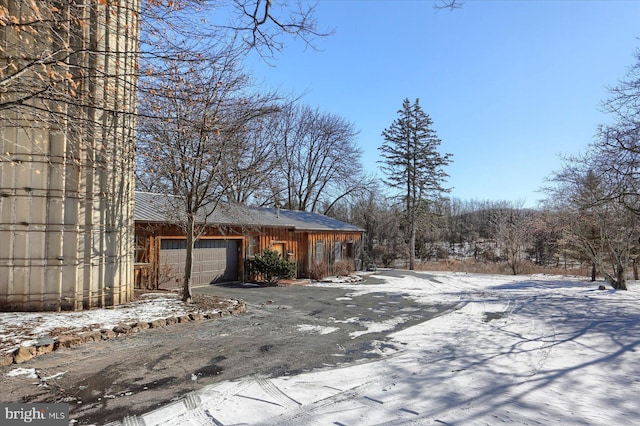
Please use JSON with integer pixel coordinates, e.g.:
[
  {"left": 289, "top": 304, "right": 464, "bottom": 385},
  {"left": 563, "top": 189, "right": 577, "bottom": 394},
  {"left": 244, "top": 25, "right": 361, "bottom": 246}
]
[{"left": 379, "top": 98, "right": 452, "bottom": 270}]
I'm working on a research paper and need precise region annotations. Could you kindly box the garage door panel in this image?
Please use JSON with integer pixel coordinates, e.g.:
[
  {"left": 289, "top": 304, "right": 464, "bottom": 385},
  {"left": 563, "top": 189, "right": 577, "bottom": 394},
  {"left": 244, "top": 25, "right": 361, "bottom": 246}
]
[{"left": 159, "top": 239, "right": 238, "bottom": 289}]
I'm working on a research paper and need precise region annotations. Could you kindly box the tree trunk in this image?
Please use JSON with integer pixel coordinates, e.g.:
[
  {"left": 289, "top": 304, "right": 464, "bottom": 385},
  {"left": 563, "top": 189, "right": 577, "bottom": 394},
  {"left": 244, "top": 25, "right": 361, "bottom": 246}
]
[
  {"left": 409, "top": 221, "right": 416, "bottom": 271},
  {"left": 509, "top": 260, "right": 518, "bottom": 275},
  {"left": 614, "top": 263, "right": 627, "bottom": 290},
  {"left": 591, "top": 263, "right": 597, "bottom": 282},
  {"left": 507, "top": 248, "right": 519, "bottom": 275},
  {"left": 182, "top": 216, "right": 195, "bottom": 303}
]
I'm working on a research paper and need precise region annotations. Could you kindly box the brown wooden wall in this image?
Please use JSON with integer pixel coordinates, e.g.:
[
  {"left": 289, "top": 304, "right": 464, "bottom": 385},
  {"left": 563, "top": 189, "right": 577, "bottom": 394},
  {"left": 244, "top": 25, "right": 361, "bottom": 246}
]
[
  {"left": 134, "top": 222, "right": 363, "bottom": 288},
  {"left": 304, "top": 231, "right": 363, "bottom": 278},
  {"left": 228, "top": 226, "right": 363, "bottom": 280}
]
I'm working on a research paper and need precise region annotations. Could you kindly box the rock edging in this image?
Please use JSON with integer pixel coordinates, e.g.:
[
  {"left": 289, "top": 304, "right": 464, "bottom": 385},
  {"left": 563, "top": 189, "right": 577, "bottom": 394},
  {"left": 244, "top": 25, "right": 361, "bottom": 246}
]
[{"left": 1, "top": 301, "right": 247, "bottom": 366}]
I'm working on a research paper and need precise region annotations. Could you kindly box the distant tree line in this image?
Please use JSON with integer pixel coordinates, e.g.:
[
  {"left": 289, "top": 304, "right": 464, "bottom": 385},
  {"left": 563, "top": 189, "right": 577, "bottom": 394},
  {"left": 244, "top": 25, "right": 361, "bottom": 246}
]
[
  {"left": 132, "top": 2, "right": 637, "bottom": 293},
  {"left": 329, "top": 193, "right": 637, "bottom": 284},
  {"left": 327, "top": 49, "right": 640, "bottom": 290}
]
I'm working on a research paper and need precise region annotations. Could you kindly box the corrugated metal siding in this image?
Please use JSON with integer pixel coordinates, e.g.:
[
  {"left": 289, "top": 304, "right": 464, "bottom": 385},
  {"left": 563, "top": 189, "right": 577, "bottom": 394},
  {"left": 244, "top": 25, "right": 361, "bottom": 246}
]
[{"left": 1, "top": 2, "right": 138, "bottom": 311}]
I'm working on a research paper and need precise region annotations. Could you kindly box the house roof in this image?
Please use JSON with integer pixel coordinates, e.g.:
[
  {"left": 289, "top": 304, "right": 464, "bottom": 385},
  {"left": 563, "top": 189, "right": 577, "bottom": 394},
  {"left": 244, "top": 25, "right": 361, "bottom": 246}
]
[{"left": 134, "top": 191, "right": 363, "bottom": 232}]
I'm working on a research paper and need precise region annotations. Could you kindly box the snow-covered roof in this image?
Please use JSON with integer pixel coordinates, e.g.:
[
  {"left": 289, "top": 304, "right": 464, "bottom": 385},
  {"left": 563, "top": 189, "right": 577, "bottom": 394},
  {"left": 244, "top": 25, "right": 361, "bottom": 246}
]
[{"left": 134, "top": 191, "right": 363, "bottom": 232}]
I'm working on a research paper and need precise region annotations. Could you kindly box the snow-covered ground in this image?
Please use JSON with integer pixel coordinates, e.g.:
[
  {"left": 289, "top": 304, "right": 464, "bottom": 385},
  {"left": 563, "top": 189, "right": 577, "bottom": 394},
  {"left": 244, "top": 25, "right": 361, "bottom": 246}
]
[
  {"left": 0, "top": 293, "right": 198, "bottom": 355},
  {"left": 120, "top": 271, "right": 640, "bottom": 425},
  {"left": 3, "top": 271, "right": 639, "bottom": 425}
]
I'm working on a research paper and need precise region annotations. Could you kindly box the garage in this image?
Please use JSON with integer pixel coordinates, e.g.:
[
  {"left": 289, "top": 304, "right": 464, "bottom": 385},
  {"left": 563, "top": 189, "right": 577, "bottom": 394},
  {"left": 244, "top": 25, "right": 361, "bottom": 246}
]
[
  {"left": 159, "top": 239, "right": 239, "bottom": 288},
  {"left": 134, "top": 191, "right": 364, "bottom": 289}
]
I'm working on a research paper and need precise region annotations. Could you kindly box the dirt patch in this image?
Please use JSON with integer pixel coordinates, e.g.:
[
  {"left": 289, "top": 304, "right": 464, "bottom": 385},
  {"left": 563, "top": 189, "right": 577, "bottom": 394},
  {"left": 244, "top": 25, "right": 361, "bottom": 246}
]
[
  {"left": 483, "top": 312, "right": 506, "bottom": 322},
  {"left": 190, "top": 294, "right": 239, "bottom": 311}
]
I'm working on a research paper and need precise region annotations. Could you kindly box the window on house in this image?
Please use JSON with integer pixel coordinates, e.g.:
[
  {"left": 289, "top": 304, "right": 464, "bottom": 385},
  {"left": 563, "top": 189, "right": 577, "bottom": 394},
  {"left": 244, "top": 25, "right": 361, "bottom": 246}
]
[
  {"left": 194, "top": 239, "right": 229, "bottom": 249},
  {"left": 334, "top": 241, "right": 342, "bottom": 262},
  {"left": 315, "top": 241, "right": 324, "bottom": 263},
  {"left": 134, "top": 236, "right": 147, "bottom": 263},
  {"left": 248, "top": 236, "right": 258, "bottom": 257},
  {"left": 160, "top": 239, "right": 186, "bottom": 250}
]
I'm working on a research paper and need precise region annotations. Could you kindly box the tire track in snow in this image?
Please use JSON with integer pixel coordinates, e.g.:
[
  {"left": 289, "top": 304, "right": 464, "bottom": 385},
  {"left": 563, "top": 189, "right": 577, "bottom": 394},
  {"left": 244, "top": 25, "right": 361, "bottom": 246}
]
[
  {"left": 253, "top": 380, "right": 428, "bottom": 426},
  {"left": 255, "top": 377, "right": 302, "bottom": 409}
]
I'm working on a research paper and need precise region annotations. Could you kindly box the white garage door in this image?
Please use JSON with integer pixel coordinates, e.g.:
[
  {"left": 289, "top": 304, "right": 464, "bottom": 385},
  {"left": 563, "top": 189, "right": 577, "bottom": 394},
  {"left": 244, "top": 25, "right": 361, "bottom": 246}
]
[{"left": 159, "top": 239, "right": 239, "bottom": 288}]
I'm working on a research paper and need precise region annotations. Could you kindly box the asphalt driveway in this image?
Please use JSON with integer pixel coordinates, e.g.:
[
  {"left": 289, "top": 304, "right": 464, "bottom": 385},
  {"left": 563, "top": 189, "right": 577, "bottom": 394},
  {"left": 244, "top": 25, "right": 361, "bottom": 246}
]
[{"left": 1, "top": 270, "right": 454, "bottom": 424}]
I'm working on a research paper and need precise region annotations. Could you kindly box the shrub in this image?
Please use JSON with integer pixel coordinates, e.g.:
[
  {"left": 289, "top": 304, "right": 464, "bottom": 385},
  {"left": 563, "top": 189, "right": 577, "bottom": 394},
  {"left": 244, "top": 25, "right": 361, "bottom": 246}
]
[
  {"left": 156, "top": 263, "right": 181, "bottom": 290},
  {"left": 309, "top": 261, "right": 327, "bottom": 281},
  {"left": 248, "top": 249, "right": 296, "bottom": 285},
  {"left": 334, "top": 260, "right": 354, "bottom": 277},
  {"left": 415, "top": 258, "right": 593, "bottom": 277}
]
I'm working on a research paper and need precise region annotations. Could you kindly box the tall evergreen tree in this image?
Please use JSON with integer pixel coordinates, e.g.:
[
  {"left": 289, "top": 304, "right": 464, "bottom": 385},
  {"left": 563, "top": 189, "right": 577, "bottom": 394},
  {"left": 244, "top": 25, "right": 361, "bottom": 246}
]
[{"left": 379, "top": 98, "right": 452, "bottom": 270}]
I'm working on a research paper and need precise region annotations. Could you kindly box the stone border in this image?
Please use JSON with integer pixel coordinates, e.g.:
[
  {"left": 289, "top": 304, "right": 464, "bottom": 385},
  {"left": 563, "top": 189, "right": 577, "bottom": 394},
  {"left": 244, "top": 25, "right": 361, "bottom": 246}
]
[{"left": 1, "top": 302, "right": 247, "bottom": 366}]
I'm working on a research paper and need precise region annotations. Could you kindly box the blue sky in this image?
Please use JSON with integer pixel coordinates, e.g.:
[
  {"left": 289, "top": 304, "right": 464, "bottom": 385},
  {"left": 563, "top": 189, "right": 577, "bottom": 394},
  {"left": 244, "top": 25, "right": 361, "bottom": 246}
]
[{"left": 246, "top": 0, "right": 640, "bottom": 207}]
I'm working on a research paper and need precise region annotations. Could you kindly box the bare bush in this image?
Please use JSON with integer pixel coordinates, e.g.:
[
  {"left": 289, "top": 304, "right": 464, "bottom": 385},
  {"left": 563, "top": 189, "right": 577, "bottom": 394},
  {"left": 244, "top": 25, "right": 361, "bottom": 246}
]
[
  {"left": 309, "top": 261, "right": 327, "bottom": 281},
  {"left": 416, "top": 259, "right": 593, "bottom": 277},
  {"left": 334, "top": 260, "right": 355, "bottom": 277}
]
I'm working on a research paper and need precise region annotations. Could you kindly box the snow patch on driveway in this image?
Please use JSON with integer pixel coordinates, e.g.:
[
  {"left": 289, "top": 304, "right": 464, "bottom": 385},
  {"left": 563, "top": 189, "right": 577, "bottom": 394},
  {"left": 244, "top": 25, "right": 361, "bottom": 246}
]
[{"left": 296, "top": 324, "right": 339, "bottom": 335}]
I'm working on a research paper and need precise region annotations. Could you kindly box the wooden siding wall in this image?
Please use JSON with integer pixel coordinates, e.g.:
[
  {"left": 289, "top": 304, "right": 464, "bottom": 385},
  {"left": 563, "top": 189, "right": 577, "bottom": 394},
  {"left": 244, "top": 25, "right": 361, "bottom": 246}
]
[
  {"left": 305, "top": 232, "right": 362, "bottom": 278},
  {"left": 245, "top": 227, "right": 362, "bottom": 279},
  {"left": 135, "top": 222, "right": 247, "bottom": 289},
  {"left": 134, "top": 222, "right": 363, "bottom": 288},
  {"left": 250, "top": 227, "right": 305, "bottom": 277}
]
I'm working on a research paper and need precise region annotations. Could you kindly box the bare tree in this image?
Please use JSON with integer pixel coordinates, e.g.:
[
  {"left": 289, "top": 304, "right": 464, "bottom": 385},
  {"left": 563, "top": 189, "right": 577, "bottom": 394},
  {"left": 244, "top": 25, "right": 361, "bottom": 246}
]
[
  {"left": 229, "top": 0, "right": 327, "bottom": 54},
  {"left": 0, "top": 1, "right": 139, "bottom": 149},
  {"left": 443, "top": 198, "right": 491, "bottom": 259},
  {"left": 415, "top": 198, "right": 450, "bottom": 262},
  {"left": 602, "top": 49, "right": 640, "bottom": 126},
  {"left": 0, "top": 0, "right": 324, "bottom": 177},
  {"left": 0, "top": 0, "right": 324, "bottom": 311},
  {"left": 215, "top": 110, "right": 283, "bottom": 205},
  {"left": 543, "top": 48, "right": 640, "bottom": 289},
  {"left": 268, "top": 104, "right": 371, "bottom": 213},
  {"left": 0, "top": 0, "right": 322, "bottom": 125},
  {"left": 434, "top": 0, "right": 465, "bottom": 10},
  {"left": 546, "top": 164, "right": 638, "bottom": 289},
  {"left": 592, "top": 49, "right": 640, "bottom": 215},
  {"left": 135, "top": 2, "right": 325, "bottom": 300},
  {"left": 527, "top": 210, "right": 562, "bottom": 267},
  {"left": 355, "top": 193, "right": 406, "bottom": 268},
  {"left": 489, "top": 201, "right": 532, "bottom": 275},
  {"left": 136, "top": 50, "right": 279, "bottom": 301}
]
